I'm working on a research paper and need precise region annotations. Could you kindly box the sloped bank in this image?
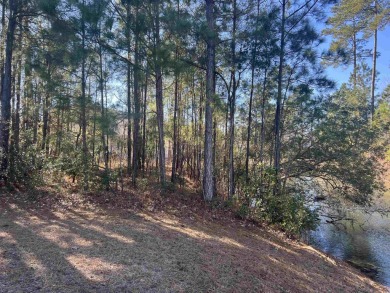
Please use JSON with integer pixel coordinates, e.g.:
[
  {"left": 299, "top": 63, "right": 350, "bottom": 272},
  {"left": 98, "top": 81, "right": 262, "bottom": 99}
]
[{"left": 0, "top": 188, "right": 387, "bottom": 292}]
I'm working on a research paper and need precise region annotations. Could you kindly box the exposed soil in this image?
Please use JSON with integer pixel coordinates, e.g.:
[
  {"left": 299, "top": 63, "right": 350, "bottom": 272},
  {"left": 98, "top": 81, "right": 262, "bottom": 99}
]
[{"left": 0, "top": 184, "right": 387, "bottom": 293}]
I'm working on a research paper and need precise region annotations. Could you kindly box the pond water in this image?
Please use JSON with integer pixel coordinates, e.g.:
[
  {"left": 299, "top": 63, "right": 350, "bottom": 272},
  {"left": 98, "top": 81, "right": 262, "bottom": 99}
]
[{"left": 309, "top": 194, "right": 390, "bottom": 288}]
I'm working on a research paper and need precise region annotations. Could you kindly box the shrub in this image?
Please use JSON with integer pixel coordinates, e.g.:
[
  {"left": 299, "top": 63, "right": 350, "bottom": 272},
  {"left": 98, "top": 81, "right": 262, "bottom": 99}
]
[
  {"left": 6, "top": 146, "right": 45, "bottom": 187},
  {"left": 240, "top": 169, "right": 319, "bottom": 236}
]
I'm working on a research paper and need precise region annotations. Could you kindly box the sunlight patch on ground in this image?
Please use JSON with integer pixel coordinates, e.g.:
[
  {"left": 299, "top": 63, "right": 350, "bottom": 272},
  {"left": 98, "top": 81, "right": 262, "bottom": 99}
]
[
  {"left": 82, "top": 223, "right": 135, "bottom": 245},
  {"left": 0, "top": 231, "right": 16, "bottom": 244},
  {"left": 141, "top": 213, "right": 246, "bottom": 249},
  {"left": 38, "top": 225, "right": 95, "bottom": 249},
  {"left": 268, "top": 255, "right": 309, "bottom": 279},
  {"left": 252, "top": 234, "right": 299, "bottom": 256},
  {"left": 52, "top": 211, "right": 71, "bottom": 220},
  {"left": 20, "top": 251, "right": 47, "bottom": 277},
  {"left": 66, "top": 254, "right": 125, "bottom": 282},
  {"left": 50, "top": 210, "right": 136, "bottom": 245},
  {"left": 14, "top": 213, "right": 46, "bottom": 228},
  {"left": 12, "top": 216, "right": 97, "bottom": 250},
  {"left": 303, "top": 245, "right": 337, "bottom": 266},
  {"left": 0, "top": 247, "right": 10, "bottom": 269}
]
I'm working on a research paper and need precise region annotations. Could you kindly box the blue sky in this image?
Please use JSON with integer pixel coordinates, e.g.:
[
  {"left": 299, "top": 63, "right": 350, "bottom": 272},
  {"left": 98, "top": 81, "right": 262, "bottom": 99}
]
[{"left": 323, "top": 25, "right": 390, "bottom": 94}]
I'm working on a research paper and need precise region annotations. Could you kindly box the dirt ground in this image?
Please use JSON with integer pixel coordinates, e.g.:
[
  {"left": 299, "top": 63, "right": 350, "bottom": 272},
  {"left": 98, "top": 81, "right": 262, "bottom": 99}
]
[{"left": 0, "top": 186, "right": 387, "bottom": 293}]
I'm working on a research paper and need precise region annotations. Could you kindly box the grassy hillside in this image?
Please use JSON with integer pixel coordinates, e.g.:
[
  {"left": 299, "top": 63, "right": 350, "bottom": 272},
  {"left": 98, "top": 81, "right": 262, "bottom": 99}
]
[{"left": 0, "top": 184, "right": 386, "bottom": 293}]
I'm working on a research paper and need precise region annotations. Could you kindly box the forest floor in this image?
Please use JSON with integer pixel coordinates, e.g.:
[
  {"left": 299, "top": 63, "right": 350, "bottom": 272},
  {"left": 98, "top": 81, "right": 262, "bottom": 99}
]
[{"left": 0, "top": 181, "right": 387, "bottom": 293}]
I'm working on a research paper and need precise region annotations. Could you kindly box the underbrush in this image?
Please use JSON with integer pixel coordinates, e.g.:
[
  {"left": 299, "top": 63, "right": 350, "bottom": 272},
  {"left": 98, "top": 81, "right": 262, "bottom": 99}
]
[
  {"left": 229, "top": 194, "right": 318, "bottom": 237},
  {"left": 1, "top": 159, "right": 319, "bottom": 238},
  {"left": 232, "top": 172, "right": 319, "bottom": 237}
]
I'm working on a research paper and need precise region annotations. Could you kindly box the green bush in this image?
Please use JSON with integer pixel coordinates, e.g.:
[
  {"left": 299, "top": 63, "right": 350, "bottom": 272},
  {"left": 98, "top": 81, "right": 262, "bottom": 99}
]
[
  {"left": 240, "top": 169, "right": 319, "bottom": 236},
  {"left": 138, "top": 178, "right": 149, "bottom": 191},
  {"left": 6, "top": 146, "right": 45, "bottom": 187},
  {"left": 161, "top": 181, "right": 176, "bottom": 194},
  {"left": 258, "top": 193, "right": 319, "bottom": 236}
]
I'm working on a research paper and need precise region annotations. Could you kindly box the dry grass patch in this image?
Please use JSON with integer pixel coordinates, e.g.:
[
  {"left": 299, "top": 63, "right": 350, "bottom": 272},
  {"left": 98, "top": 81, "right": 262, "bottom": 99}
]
[{"left": 0, "top": 187, "right": 387, "bottom": 292}]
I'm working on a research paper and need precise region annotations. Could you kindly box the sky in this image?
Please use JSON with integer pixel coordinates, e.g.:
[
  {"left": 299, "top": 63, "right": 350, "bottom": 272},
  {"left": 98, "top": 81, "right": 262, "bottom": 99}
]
[{"left": 323, "top": 25, "right": 390, "bottom": 94}]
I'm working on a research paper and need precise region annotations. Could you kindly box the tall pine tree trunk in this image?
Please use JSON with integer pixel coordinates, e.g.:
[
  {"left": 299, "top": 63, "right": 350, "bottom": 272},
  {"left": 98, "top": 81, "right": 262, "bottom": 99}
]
[
  {"left": 274, "top": 0, "right": 286, "bottom": 191},
  {"left": 154, "top": 0, "right": 166, "bottom": 184},
  {"left": 370, "top": 0, "right": 377, "bottom": 121},
  {"left": 228, "top": 0, "right": 237, "bottom": 199},
  {"left": 171, "top": 72, "right": 179, "bottom": 182},
  {"left": 203, "top": 0, "right": 215, "bottom": 201},
  {"left": 99, "top": 37, "right": 109, "bottom": 189},
  {"left": 197, "top": 79, "right": 204, "bottom": 181},
  {"left": 260, "top": 68, "right": 268, "bottom": 168},
  {"left": 33, "top": 86, "right": 39, "bottom": 146},
  {"left": 142, "top": 68, "right": 148, "bottom": 173},
  {"left": 0, "top": 0, "right": 17, "bottom": 179},
  {"left": 245, "top": 63, "right": 255, "bottom": 183},
  {"left": 132, "top": 7, "right": 141, "bottom": 186},
  {"left": 11, "top": 20, "right": 22, "bottom": 168},
  {"left": 81, "top": 1, "right": 89, "bottom": 191},
  {"left": 14, "top": 48, "right": 21, "bottom": 155},
  {"left": 0, "top": 1, "right": 6, "bottom": 105},
  {"left": 245, "top": 0, "right": 261, "bottom": 183},
  {"left": 352, "top": 30, "right": 357, "bottom": 89},
  {"left": 41, "top": 61, "right": 50, "bottom": 155},
  {"left": 126, "top": 3, "right": 132, "bottom": 175}
]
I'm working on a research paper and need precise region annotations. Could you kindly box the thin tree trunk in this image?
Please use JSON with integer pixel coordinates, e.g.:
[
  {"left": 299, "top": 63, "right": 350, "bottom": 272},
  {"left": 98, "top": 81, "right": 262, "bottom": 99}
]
[
  {"left": 13, "top": 21, "right": 22, "bottom": 156},
  {"left": 14, "top": 57, "right": 21, "bottom": 154},
  {"left": 154, "top": 0, "right": 166, "bottom": 184},
  {"left": 370, "top": 0, "right": 377, "bottom": 121},
  {"left": 274, "top": 0, "right": 286, "bottom": 190},
  {"left": 81, "top": 0, "right": 89, "bottom": 190},
  {"left": 99, "top": 40, "right": 109, "bottom": 188},
  {"left": 352, "top": 30, "right": 357, "bottom": 89},
  {"left": 203, "top": 0, "right": 215, "bottom": 201},
  {"left": 213, "top": 116, "right": 217, "bottom": 196},
  {"left": 91, "top": 91, "right": 97, "bottom": 162},
  {"left": 0, "top": 1, "right": 6, "bottom": 98},
  {"left": 224, "top": 78, "right": 231, "bottom": 187},
  {"left": 176, "top": 89, "right": 181, "bottom": 173},
  {"left": 171, "top": 1, "right": 180, "bottom": 183},
  {"left": 191, "top": 75, "right": 196, "bottom": 179},
  {"left": 197, "top": 79, "right": 204, "bottom": 181},
  {"left": 9, "top": 61, "right": 16, "bottom": 178},
  {"left": 171, "top": 72, "right": 179, "bottom": 182},
  {"left": 42, "top": 62, "right": 50, "bottom": 154},
  {"left": 33, "top": 86, "right": 39, "bottom": 146},
  {"left": 127, "top": 69, "right": 132, "bottom": 174},
  {"left": 126, "top": 3, "right": 132, "bottom": 175},
  {"left": 132, "top": 8, "right": 141, "bottom": 186},
  {"left": 260, "top": 68, "right": 268, "bottom": 168},
  {"left": 245, "top": 64, "right": 255, "bottom": 183},
  {"left": 58, "top": 107, "right": 64, "bottom": 153},
  {"left": 142, "top": 67, "right": 148, "bottom": 173},
  {"left": 245, "top": 0, "right": 261, "bottom": 183},
  {"left": 228, "top": 0, "right": 237, "bottom": 199}
]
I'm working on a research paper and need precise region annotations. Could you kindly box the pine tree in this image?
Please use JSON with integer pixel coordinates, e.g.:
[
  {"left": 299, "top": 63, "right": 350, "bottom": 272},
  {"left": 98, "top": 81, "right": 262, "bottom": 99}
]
[
  {"left": 0, "top": 0, "right": 18, "bottom": 179},
  {"left": 203, "top": 0, "right": 216, "bottom": 201}
]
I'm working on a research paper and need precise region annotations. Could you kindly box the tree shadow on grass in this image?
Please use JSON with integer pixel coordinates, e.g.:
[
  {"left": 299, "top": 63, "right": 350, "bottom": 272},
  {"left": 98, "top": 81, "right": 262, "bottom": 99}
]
[
  {"left": 0, "top": 201, "right": 216, "bottom": 292},
  {"left": 0, "top": 189, "right": 384, "bottom": 293}
]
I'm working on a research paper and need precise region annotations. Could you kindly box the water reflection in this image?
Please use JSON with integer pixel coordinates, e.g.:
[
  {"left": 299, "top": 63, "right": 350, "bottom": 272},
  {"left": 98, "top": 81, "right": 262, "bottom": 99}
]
[{"left": 310, "top": 209, "right": 390, "bottom": 287}]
